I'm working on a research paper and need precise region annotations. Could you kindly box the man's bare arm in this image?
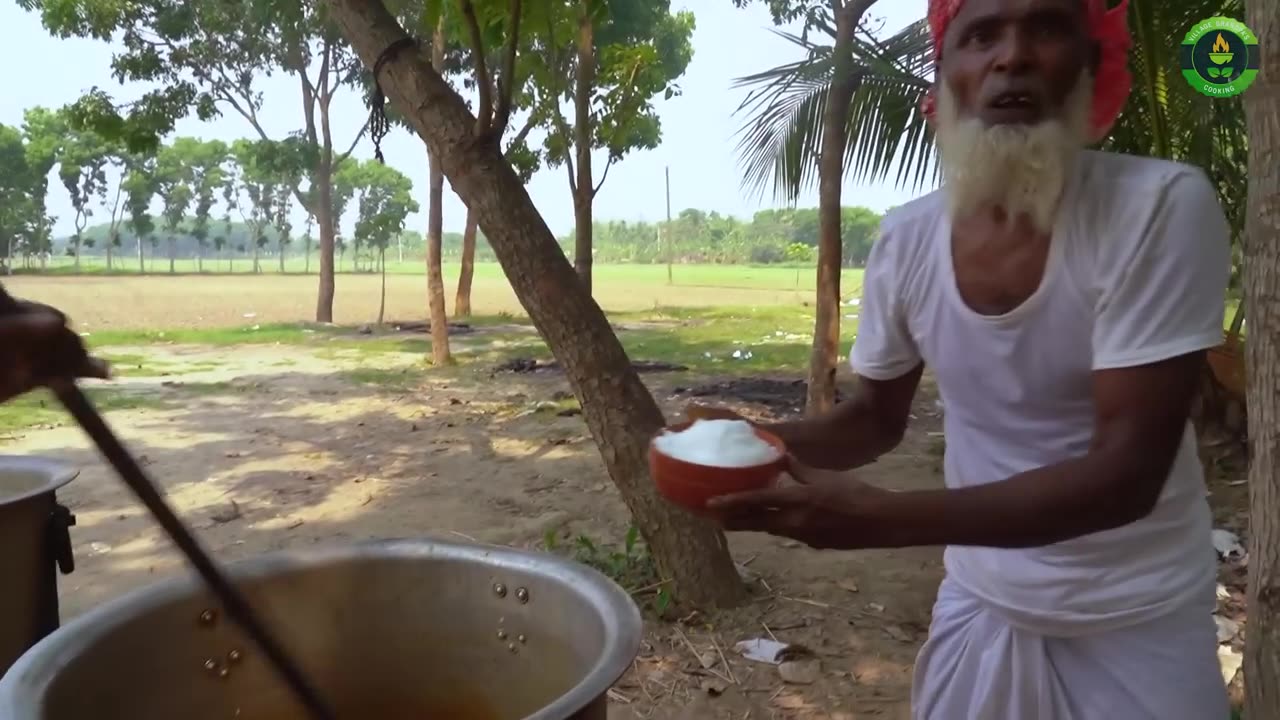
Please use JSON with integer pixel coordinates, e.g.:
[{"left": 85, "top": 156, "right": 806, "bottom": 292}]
[
  {"left": 862, "top": 352, "right": 1202, "bottom": 549},
  {"left": 763, "top": 363, "right": 924, "bottom": 471}
]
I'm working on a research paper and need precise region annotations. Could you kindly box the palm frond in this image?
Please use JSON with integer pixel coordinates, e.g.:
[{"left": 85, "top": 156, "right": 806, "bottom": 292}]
[
  {"left": 732, "top": 19, "right": 936, "bottom": 203},
  {"left": 731, "top": 32, "right": 834, "bottom": 203}
]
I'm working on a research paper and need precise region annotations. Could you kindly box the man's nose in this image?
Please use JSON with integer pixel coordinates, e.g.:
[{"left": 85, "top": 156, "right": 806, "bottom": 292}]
[{"left": 991, "top": 27, "right": 1035, "bottom": 74}]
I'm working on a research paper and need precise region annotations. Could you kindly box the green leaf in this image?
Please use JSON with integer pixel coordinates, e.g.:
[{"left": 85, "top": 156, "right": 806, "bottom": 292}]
[{"left": 624, "top": 524, "right": 639, "bottom": 555}]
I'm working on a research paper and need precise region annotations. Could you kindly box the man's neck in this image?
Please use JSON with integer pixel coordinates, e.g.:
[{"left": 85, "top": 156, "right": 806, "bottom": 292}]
[{"left": 952, "top": 203, "right": 1055, "bottom": 239}]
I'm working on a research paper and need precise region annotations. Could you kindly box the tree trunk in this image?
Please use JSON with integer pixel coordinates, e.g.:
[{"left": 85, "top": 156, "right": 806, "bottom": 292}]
[
  {"left": 168, "top": 237, "right": 176, "bottom": 274},
  {"left": 325, "top": 0, "right": 745, "bottom": 607},
  {"left": 805, "top": 1, "right": 865, "bottom": 416},
  {"left": 279, "top": 244, "right": 286, "bottom": 273},
  {"left": 137, "top": 236, "right": 144, "bottom": 273},
  {"left": 73, "top": 234, "right": 81, "bottom": 272},
  {"left": 426, "top": 19, "right": 453, "bottom": 366},
  {"left": 105, "top": 242, "right": 112, "bottom": 270},
  {"left": 572, "top": 3, "right": 595, "bottom": 295},
  {"left": 252, "top": 240, "right": 260, "bottom": 274},
  {"left": 455, "top": 207, "right": 478, "bottom": 317},
  {"left": 1245, "top": 0, "right": 1280, "bottom": 714},
  {"left": 197, "top": 246, "right": 203, "bottom": 273},
  {"left": 314, "top": 159, "right": 337, "bottom": 322},
  {"left": 378, "top": 247, "right": 387, "bottom": 326}
]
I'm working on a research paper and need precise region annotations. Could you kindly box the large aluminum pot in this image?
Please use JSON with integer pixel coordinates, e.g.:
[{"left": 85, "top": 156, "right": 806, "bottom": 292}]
[
  {"left": 0, "top": 538, "right": 643, "bottom": 719},
  {"left": 0, "top": 456, "right": 78, "bottom": 679}
]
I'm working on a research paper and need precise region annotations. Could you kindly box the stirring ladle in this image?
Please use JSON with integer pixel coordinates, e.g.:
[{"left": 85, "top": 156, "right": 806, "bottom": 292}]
[{"left": 0, "top": 285, "right": 336, "bottom": 720}]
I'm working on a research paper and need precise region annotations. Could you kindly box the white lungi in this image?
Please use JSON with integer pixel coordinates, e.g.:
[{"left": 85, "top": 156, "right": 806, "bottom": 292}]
[{"left": 911, "top": 576, "right": 1230, "bottom": 720}]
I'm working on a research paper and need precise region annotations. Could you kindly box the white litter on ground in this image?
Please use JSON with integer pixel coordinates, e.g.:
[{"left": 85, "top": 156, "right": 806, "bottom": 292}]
[{"left": 1212, "top": 528, "right": 1245, "bottom": 560}]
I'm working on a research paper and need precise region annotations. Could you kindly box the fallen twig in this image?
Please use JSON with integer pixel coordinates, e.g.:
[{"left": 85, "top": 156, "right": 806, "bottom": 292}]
[
  {"left": 674, "top": 627, "right": 732, "bottom": 685},
  {"left": 781, "top": 594, "right": 831, "bottom": 609},
  {"left": 712, "top": 636, "right": 738, "bottom": 684}
]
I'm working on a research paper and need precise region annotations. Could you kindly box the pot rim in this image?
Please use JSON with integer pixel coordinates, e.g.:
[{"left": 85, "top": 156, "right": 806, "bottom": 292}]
[
  {"left": 0, "top": 536, "right": 644, "bottom": 719},
  {"left": 0, "top": 455, "right": 79, "bottom": 507}
]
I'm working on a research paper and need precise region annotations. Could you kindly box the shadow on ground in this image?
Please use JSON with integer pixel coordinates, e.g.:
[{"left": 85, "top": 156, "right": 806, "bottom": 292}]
[{"left": 7, "top": 353, "right": 945, "bottom": 720}]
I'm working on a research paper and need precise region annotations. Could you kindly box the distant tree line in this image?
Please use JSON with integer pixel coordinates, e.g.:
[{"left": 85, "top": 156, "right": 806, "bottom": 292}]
[
  {"left": 58, "top": 203, "right": 885, "bottom": 271},
  {"left": 0, "top": 107, "right": 417, "bottom": 275}
]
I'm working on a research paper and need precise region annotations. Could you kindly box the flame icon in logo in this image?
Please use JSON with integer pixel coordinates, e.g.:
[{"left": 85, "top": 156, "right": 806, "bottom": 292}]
[{"left": 1181, "top": 16, "right": 1259, "bottom": 98}]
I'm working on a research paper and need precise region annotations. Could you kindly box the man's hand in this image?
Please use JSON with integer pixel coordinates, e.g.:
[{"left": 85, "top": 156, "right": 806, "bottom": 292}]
[
  {"left": 706, "top": 459, "right": 890, "bottom": 550},
  {"left": 0, "top": 300, "right": 109, "bottom": 403}
]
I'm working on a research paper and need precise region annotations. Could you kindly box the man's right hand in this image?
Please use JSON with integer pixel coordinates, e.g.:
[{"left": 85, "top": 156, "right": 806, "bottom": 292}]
[{"left": 0, "top": 300, "right": 109, "bottom": 403}]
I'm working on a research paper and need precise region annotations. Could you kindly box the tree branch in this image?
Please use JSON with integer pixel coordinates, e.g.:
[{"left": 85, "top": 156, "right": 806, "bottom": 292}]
[
  {"left": 319, "top": 37, "right": 336, "bottom": 111},
  {"left": 162, "top": 29, "right": 270, "bottom": 142},
  {"left": 542, "top": 11, "right": 576, "bottom": 193},
  {"left": 550, "top": 103, "right": 577, "bottom": 196},
  {"left": 459, "top": 0, "right": 493, "bottom": 135},
  {"left": 337, "top": 115, "right": 373, "bottom": 164},
  {"left": 491, "top": 0, "right": 523, "bottom": 136},
  {"left": 591, "top": 155, "right": 615, "bottom": 197},
  {"left": 504, "top": 110, "right": 538, "bottom": 156},
  {"left": 214, "top": 86, "right": 273, "bottom": 140}
]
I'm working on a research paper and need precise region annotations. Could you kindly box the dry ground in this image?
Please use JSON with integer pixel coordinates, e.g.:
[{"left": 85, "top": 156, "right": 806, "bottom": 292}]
[{"left": 2, "top": 334, "right": 944, "bottom": 719}]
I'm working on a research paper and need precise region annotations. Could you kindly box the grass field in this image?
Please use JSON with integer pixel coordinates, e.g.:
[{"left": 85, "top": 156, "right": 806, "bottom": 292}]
[
  {"left": 5, "top": 262, "right": 864, "bottom": 330},
  {"left": 1, "top": 263, "right": 866, "bottom": 433},
  {"left": 22, "top": 255, "right": 835, "bottom": 286}
]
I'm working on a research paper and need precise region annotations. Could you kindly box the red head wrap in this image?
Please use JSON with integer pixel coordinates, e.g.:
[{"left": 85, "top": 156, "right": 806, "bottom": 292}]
[{"left": 922, "top": 0, "right": 1132, "bottom": 143}]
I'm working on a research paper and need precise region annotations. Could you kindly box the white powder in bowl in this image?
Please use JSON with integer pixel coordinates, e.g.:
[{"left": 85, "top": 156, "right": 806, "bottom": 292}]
[{"left": 653, "top": 419, "right": 782, "bottom": 468}]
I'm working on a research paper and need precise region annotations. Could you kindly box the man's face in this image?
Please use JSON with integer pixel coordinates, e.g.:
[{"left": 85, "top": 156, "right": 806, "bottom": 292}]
[{"left": 939, "top": 0, "right": 1095, "bottom": 127}]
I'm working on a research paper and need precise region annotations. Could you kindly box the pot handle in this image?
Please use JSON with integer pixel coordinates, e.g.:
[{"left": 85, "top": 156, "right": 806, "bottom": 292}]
[{"left": 49, "top": 504, "right": 76, "bottom": 575}]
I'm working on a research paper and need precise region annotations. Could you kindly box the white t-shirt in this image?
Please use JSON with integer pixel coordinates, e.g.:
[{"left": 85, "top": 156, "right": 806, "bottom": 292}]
[{"left": 850, "top": 150, "right": 1230, "bottom": 636}]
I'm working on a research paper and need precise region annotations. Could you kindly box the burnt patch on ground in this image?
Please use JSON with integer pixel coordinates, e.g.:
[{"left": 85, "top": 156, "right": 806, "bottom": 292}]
[
  {"left": 493, "top": 357, "right": 689, "bottom": 374},
  {"left": 669, "top": 376, "right": 845, "bottom": 416}
]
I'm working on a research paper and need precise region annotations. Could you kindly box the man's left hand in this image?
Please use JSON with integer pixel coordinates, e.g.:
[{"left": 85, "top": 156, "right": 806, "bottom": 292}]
[{"left": 705, "top": 461, "right": 888, "bottom": 550}]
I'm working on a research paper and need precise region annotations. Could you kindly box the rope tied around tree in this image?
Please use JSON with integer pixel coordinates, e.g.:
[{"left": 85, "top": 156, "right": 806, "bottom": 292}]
[{"left": 369, "top": 37, "right": 418, "bottom": 165}]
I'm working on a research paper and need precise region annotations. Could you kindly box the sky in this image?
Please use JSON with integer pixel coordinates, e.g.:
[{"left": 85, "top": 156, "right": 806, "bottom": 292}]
[{"left": 0, "top": 0, "right": 930, "bottom": 238}]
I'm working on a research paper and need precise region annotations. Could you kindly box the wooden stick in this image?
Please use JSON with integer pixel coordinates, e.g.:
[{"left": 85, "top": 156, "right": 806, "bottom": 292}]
[{"left": 53, "top": 384, "right": 336, "bottom": 720}]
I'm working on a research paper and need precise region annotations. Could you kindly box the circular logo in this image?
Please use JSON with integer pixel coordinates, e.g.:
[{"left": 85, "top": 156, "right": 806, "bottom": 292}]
[{"left": 1181, "top": 17, "right": 1259, "bottom": 97}]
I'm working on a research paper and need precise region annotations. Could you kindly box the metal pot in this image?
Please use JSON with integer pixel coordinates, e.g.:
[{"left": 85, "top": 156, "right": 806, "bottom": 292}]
[
  {"left": 0, "top": 456, "right": 78, "bottom": 679},
  {"left": 0, "top": 538, "right": 643, "bottom": 719}
]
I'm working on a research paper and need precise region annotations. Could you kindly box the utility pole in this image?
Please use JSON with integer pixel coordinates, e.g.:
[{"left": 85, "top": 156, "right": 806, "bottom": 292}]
[{"left": 665, "top": 165, "right": 673, "bottom": 285}]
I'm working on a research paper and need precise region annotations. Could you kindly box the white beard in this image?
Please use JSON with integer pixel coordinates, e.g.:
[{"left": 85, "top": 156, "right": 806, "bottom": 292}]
[{"left": 934, "top": 73, "right": 1093, "bottom": 234}]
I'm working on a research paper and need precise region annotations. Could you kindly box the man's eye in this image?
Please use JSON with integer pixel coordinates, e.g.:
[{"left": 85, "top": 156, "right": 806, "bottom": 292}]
[{"left": 965, "top": 27, "right": 999, "bottom": 46}]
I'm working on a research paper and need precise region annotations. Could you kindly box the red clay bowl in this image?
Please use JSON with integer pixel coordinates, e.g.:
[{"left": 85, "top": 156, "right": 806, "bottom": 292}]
[{"left": 649, "top": 420, "right": 788, "bottom": 513}]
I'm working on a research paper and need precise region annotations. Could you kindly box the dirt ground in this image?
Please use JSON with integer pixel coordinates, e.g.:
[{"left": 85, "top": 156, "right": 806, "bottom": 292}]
[{"left": 0, "top": 338, "right": 1249, "bottom": 718}]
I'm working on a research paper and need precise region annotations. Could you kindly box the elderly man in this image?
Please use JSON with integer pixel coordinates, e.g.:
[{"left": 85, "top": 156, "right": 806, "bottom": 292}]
[{"left": 702, "top": 0, "right": 1232, "bottom": 717}]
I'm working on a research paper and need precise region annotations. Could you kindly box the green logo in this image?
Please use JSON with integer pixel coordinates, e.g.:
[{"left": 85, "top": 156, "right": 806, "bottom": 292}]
[{"left": 1181, "top": 17, "right": 1259, "bottom": 97}]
